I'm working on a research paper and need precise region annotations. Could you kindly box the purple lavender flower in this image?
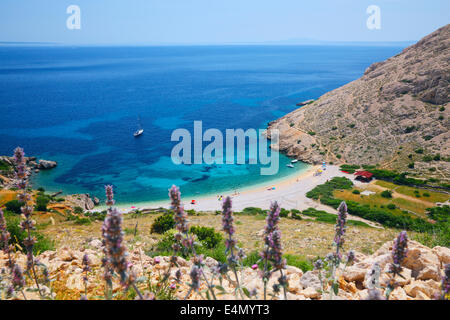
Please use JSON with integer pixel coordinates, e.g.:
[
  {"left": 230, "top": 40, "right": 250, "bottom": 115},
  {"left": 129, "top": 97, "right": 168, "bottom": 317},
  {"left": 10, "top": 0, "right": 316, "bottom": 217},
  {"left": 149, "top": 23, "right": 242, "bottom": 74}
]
[
  {"left": 390, "top": 231, "right": 408, "bottom": 277},
  {"left": 441, "top": 264, "right": 449, "bottom": 300},
  {"left": 11, "top": 264, "right": 25, "bottom": 289},
  {"left": 82, "top": 254, "right": 91, "bottom": 282},
  {"left": 0, "top": 209, "right": 11, "bottom": 255},
  {"left": 222, "top": 197, "right": 241, "bottom": 269},
  {"left": 268, "top": 230, "right": 285, "bottom": 271},
  {"left": 102, "top": 207, "right": 128, "bottom": 284},
  {"left": 346, "top": 250, "right": 355, "bottom": 265},
  {"left": 175, "top": 269, "right": 182, "bottom": 282},
  {"left": 334, "top": 201, "right": 348, "bottom": 250},
  {"left": 170, "top": 185, "right": 189, "bottom": 236},
  {"left": 265, "top": 201, "right": 280, "bottom": 235},
  {"left": 102, "top": 185, "right": 129, "bottom": 285},
  {"left": 314, "top": 259, "right": 324, "bottom": 270},
  {"left": 105, "top": 185, "right": 115, "bottom": 206},
  {"left": 222, "top": 197, "right": 235, "bottom": 237},
  {"left": 189, "top": 265, "right": 201, "bottom": 291}
]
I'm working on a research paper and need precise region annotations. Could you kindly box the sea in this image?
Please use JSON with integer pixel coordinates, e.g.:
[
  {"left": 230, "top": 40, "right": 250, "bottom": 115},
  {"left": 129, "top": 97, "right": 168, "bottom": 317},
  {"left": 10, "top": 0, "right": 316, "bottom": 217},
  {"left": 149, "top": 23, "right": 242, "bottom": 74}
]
[{"left": 0, "top": 45, "right": 405, "bottom": 205}]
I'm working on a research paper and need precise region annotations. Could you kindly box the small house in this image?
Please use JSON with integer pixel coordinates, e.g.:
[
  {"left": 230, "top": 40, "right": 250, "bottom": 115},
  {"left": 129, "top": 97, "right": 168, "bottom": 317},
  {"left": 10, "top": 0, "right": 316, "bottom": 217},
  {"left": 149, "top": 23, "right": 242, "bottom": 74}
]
[{"left": 354, "top": 171, "right": 374, "bottom": 182}]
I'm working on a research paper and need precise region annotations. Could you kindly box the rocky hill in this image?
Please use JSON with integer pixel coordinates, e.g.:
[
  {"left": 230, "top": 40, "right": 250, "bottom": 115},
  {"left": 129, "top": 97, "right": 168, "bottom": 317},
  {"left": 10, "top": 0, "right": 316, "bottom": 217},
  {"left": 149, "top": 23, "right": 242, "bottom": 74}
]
[{"left": 267, "top": 24, "right": 450, "bottom": 181}]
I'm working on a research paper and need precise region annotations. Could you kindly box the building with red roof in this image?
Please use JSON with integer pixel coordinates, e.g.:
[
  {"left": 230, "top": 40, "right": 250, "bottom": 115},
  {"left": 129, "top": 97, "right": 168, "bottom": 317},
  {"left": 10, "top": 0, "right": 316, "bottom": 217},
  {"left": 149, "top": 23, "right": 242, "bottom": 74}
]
[{"left": 354, "top": 171, "right": 374, "bottom": 182}]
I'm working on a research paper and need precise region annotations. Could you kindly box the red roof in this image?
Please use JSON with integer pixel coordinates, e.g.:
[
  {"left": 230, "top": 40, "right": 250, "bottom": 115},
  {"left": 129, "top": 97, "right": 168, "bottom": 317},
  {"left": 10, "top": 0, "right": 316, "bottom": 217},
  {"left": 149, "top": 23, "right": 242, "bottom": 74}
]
[{"left": 354, "top": 171, "right": 373, "bottom": 178}]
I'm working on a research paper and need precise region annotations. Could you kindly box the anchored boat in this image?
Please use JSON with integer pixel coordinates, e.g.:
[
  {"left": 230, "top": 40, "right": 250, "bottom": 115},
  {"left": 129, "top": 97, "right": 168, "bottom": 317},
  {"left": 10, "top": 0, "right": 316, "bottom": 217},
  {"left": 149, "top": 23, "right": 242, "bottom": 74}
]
[{"left": 134, "top": 116, "right": 144, "bottom": 137}]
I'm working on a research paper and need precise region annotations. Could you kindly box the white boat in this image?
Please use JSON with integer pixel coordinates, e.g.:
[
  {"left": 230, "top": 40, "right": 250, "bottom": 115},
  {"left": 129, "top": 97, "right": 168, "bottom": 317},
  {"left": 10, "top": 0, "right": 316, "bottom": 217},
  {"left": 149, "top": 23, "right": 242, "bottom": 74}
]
[
  {"left": 134, "top": 129, "right": 144, "bottom": 137},
  {"left": 291, "top": 159, "right": 298, "bottom": 163},
  {"left": 134, "top": 117, "right": 144, "bottom": 137},
  {"left": 286, "top": 164, "right": 294, "bottom": 168}
]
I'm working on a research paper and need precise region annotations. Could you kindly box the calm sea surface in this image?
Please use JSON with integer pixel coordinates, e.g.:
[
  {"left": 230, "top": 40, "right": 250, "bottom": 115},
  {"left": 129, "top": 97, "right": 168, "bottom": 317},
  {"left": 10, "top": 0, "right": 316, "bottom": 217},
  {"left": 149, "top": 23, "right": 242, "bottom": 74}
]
[{"left": 0, "top": 45, "right": 404, "bottom": 204}]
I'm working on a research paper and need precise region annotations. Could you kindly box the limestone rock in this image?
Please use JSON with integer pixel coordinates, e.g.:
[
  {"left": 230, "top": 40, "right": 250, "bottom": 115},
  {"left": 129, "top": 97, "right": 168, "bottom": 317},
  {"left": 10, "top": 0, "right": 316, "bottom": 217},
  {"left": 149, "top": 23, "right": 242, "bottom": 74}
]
[
  {"left": 285, "top": 265, "right": 303, "bottom": 277},
  {"left": 417, "top": 264, "right": 441, "bottom": 281},
  {"left": 389, "top": 287, "right": 408, "bottom": 300},
  {"left": 432, "top": 246, "right": 450, "bottom": 265},
  {"left": 300, "top": 287, "right": 321, "bottom": 299},
  {"left": 89, "top": 239, "right": 102, "bottom": 249},
  {"left": 299, "top": 271, "right": 321, "bottom": 291},
  {"left": 404, "top": 280, "right": 434, "bottom": 298}
]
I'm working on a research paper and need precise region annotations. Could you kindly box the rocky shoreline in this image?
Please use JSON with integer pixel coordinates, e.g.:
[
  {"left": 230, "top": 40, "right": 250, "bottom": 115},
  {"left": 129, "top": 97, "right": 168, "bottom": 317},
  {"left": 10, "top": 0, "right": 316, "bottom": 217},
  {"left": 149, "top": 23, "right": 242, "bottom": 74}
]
[{"left": 0, "top": 155, "right": 57, "bottom": 188}]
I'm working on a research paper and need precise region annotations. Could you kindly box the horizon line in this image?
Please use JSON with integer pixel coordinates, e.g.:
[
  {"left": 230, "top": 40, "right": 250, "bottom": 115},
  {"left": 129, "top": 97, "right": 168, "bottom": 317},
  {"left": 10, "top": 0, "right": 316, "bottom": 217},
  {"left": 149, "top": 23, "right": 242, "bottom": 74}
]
[{"left": 0, "top": 40, "right": 416, "bottom": 48}]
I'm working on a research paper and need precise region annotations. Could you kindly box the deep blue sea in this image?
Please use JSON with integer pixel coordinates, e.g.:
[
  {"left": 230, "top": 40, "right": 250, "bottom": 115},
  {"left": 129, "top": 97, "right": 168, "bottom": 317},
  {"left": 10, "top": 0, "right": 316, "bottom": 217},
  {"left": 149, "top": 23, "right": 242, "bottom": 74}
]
[{"left": 0, "top": 45, "right": 404, "bottom": 205}]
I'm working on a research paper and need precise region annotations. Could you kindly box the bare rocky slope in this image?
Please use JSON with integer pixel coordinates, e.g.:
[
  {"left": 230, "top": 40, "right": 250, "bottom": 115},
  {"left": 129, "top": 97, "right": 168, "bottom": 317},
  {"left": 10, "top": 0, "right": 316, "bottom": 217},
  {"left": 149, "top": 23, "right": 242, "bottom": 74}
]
[{"left": 267, "top": 24, "right": 450, "bottom": 181}]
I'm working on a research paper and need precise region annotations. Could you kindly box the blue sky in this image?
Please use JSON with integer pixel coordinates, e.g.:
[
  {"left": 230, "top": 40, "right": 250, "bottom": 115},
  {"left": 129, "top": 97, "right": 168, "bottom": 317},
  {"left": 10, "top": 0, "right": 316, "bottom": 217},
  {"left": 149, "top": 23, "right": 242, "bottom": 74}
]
[{"left": 0, "top": 0, "right": 448, "bottom": 45}]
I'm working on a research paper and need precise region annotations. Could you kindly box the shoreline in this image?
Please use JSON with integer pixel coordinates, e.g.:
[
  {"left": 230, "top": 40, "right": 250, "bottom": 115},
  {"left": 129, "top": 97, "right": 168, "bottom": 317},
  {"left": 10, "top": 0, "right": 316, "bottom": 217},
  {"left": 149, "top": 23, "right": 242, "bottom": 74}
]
[
  {"left": 96, "top": 164, "right": 356, "bottom": 214},
  {"left": 95, "top": 164, "right": 315, "bottom": 211}
]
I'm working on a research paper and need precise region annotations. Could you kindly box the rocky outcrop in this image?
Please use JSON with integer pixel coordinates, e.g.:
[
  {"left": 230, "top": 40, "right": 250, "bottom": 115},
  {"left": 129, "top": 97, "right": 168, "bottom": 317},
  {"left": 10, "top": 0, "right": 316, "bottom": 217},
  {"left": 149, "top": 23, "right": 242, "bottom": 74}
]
[
  {"left": 267, "top": 24, "right": 450, "bottom": 179},
  {"left": 65, "top": 193, "right": 98, "bottom": 210},
  {"left": 0, "top": 238, "right": 447, "bottom": 300},
  {"left": 38, "top": 160, "right": 58, "bottom": 170}
]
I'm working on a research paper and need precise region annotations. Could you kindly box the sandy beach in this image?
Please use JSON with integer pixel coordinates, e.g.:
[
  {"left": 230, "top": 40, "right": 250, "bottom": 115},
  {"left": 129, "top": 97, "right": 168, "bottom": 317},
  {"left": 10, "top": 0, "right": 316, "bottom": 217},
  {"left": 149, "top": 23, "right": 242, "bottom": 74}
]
[{"left": 109, "top": 165, "right": 358, "bottom": 214}]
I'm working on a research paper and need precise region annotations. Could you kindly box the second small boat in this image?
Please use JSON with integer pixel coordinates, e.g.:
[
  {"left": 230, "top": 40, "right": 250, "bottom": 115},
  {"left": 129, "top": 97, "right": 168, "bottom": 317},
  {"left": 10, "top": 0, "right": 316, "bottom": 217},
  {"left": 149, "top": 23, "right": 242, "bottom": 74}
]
[{"left": 134, "top": 116, "right": 144, "bottom": 137}]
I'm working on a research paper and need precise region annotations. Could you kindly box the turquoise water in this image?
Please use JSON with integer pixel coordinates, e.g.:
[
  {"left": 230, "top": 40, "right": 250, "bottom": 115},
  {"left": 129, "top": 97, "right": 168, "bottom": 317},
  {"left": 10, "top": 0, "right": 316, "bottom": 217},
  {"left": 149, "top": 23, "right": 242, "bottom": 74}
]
[{"left": 0, "top": 45, "right": 405, "bottom": 204}]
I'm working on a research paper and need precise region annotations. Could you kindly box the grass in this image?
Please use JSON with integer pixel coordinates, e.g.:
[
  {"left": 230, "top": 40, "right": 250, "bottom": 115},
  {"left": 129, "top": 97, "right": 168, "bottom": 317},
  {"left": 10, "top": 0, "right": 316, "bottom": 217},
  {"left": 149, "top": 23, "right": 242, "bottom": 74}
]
[
  {"left": 301, "top": 207, "right": 372, "bottom": 227},
  {"left": 375, "top": 180, "right": 449, "bottom": 203},
  {"left": 334, "top": 188, "right": 429, "bottom": 217}
]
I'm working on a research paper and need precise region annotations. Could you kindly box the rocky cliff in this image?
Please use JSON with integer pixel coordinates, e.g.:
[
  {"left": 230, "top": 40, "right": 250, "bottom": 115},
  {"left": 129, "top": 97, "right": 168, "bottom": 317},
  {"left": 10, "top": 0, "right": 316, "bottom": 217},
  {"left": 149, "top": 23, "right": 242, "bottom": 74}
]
[{"left": 267, "top": 24, "right": 450, "bottom": 180}]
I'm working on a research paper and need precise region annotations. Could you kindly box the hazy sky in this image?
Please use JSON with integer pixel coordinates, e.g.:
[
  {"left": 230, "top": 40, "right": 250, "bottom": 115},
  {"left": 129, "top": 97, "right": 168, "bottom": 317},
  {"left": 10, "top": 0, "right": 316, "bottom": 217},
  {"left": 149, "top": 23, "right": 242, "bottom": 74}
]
[{"left": 0, "top": 0, "right": 448, "bottom": 45}]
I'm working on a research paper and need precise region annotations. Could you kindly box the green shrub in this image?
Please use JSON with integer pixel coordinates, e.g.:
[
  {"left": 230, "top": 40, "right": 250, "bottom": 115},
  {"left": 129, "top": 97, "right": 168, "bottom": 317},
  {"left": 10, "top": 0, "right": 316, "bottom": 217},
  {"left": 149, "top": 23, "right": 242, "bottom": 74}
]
[
  {"left": 423, "top": 193, "right": 430, "bottom": 197},
  {"left": 73, "top": 206, "right": 84, "bottom": 214},
  {"left": 152, "top": 229, "right": 227, "bottom": 263},
  {"left": 301, "top": 208, "right": 370, "bottom": 227},
  {"left": 150, "top": 213, "right": 175, "bottom": 234},
  {"left": 352, "top": 189, "right": 360, "bottom": 195},
  {"left": 381, "top": 190, "right": 393, "bottom": 198},
  {"left": 0, "top": 160, "right": 12, "bottom": 172},
  {"left": 404, "top": 126, "right": 416, "bottom": 133},
  {"left": 4, "top": 212, "right": 54, "bottom": 254},
  {"left": 242, "top": 250, "right": 262, "bottom": 268},
  {"left": 340, "top": 164, "right": 360, "bottom": 174},
  {"left": 239, "top": 207, "right": 265, "bottom": 216},
  {"left": 190, "top": 226, "right": 223, "bottom": 249},
  {"left": 284, "top": 254, "right": 313, "bottom": 272},
  {"left": 308, "top": 131, "right": 316, "bottom": 136},
  {"left": 280, "top": 208, "right": 290, "bottom": 218},
  {"left": 291, "top": 209, "right": 302, "bottom": 220},
  {"left": 5, "top": 200, "right": 22, "bottom": 214},
  {"left": 387, "top": 204, "right": 396, "bottom": 210},
  {"left": 35, "top": 195, "right": 50, "bottom": 212},
  {"left": 414, "top": 148, "right": 424, "bottom": 154},
  {"left": 83, "top": 210, "right": 107, "bottom": 221},
  {"left": 66, "top": 213, "right": 91, "bottom": 225},
  {"left": 408, "top": 163, "right": 415, "bottom": 169}
]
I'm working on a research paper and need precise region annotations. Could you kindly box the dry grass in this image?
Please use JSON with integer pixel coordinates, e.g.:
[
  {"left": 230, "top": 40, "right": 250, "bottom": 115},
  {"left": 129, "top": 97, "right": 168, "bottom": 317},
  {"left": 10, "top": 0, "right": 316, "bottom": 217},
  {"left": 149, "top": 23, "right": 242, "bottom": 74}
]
[
  {"left": 375, "top": 180, "right": 450, "bottom": 203},
  {"left": 39, "top": 211, "right": 404, "bottom": 259},
  {"left": 0, "top": 189, "right": 17, "bottom": 206}
]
